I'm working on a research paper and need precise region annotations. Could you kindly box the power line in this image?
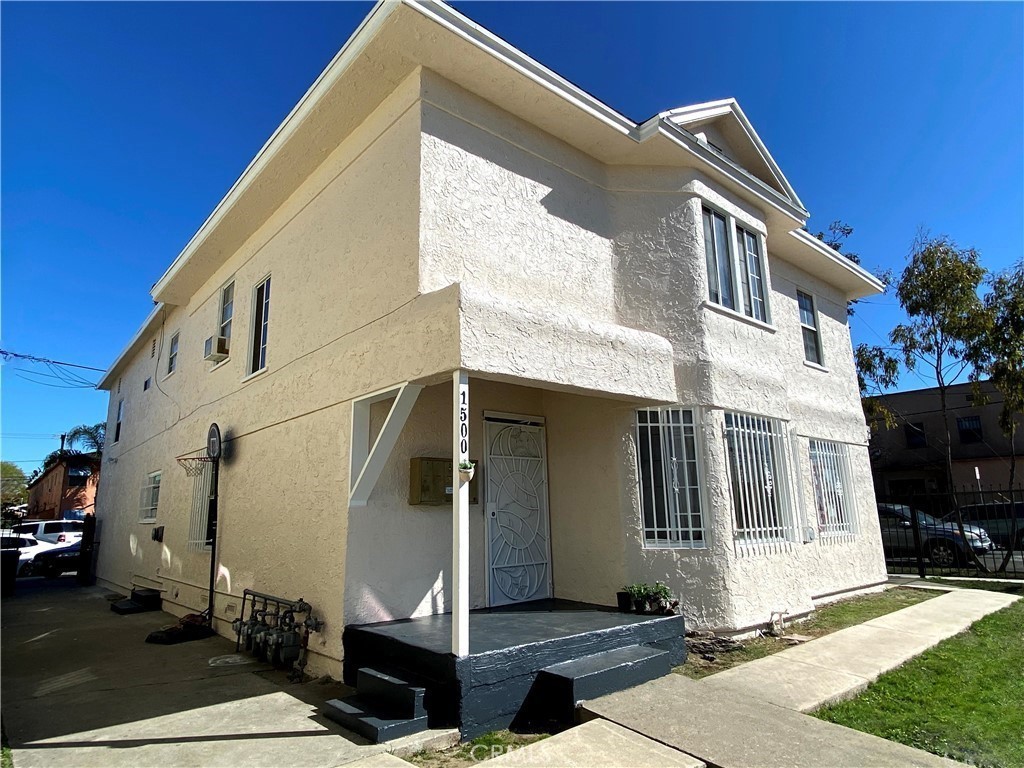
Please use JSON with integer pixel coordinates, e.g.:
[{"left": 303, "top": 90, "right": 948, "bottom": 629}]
[{"left": 0, "top": 349, "right": 106, "bottom": 372}]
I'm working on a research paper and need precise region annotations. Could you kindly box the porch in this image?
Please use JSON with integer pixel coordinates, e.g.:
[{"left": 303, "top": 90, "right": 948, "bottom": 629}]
[{"left": 331, "top": 600, "right": 686, "bottom": 740}]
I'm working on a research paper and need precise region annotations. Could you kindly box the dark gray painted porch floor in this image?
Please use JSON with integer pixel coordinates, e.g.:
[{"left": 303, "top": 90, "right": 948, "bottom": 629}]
[{"left": 351, "top": 600, "right": 671, "bottom": 655}]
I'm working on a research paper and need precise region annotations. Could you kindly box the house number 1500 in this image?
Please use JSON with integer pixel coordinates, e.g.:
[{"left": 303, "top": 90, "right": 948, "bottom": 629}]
[{"left": 459, "top": 390, "right": 469, "bottom": 456}]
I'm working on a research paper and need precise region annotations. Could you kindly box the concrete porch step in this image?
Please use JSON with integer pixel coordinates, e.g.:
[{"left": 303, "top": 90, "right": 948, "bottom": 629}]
[
  {"left": 539, "top": 645, "right": 670, "bottom": 722},
  {"left": 323, "top": 696, "right": 429, "bottom": 743},
  {"left": 357, "top": 667, "right": 427, "bottom": 719}
]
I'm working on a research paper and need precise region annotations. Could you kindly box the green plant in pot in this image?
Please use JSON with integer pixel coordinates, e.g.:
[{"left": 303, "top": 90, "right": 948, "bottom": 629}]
[
  {"left": 650, "top": 582, "right": 673, "bottom": 613},
  {"left": 625, "top": 583, "right": 651, "bottom": 614}
]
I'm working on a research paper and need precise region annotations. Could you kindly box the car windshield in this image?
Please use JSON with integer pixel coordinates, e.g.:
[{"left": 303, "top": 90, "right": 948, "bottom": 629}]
[{"left": 887, "top": 505, "right": 944, "bottom": 526}]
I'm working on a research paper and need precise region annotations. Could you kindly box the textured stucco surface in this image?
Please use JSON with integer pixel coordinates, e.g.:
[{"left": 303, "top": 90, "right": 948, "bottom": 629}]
[{"left": 97, "top": 65, "right": 887, "bottom": 683}]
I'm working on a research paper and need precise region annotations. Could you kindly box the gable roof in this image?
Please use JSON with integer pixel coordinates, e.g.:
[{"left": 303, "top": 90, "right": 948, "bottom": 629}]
[{"left": 657, "top": 99, "right": 805, "bottom": 211}]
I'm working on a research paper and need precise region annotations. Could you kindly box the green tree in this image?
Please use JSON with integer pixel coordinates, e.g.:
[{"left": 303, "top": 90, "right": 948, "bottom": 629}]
[
  {"left": 966, "top": 261, "right": 1024, "bottom": 489},
  {"left": 1, "top": 460, "right": 29, "bottom": 508},
  {"left": 855, "top": 343, "right": 900, "bottom": 430},
  {"left": 66, "top": 422, "right": 106, "bottom": 453},
  {"left": 889, "top": 233, "right": 988, "bottom": 568}
]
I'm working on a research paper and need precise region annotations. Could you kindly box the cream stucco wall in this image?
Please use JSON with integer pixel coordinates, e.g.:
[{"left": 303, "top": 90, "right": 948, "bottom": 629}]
[
  {"left": 95, "top": 71, "right": 461, "bottom": 677},
  {"left": 98, "top": 63, "right": 886, "bottom": 682}
]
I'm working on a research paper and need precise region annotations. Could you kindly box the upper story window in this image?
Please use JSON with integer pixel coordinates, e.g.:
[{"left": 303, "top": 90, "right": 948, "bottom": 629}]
[
  {"left": 702, "top": 208, "right": 735, "bottom": 310},
  {"left": 797, "top": 290, "right": 823, "bottom": 365},
  {"left": 701, "top": 206, "right": 771, "bottom": 323},
  {"left": 635, "top": 408, "right": 705, "bottom": 548},
  {"left": 114, "top": 399, "right": 124, "bottom": 443},
  {"left": 167, "top": 332, "right": 180, "bottom": 375},
  {"left": 220, "top": 282, "right": 234, "bottom": 341},
  {"left": 904, "top": 422, "right": 926, "bottom": 449},
  {"left": 249, "top": 276, "right": 271, "bottom": 375},
  {"left": 957, "top": 415, "right": 983, "bottom": 444},
  {"left": 737, "top": 226, "right": 768, "bottom": 323},
  {"left": 724, "top": 411, "right": 796, "bottom": 544}
]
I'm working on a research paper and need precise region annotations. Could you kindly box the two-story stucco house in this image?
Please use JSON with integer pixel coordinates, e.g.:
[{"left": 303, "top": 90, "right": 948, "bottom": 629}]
[{"left": 95, "top": 0, "right": 887, "bottom": 733}]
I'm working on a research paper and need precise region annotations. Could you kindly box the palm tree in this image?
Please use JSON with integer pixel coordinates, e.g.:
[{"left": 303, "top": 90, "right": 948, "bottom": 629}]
[{"left": 66, "top": 423, "right": 106, "bottom": 453}]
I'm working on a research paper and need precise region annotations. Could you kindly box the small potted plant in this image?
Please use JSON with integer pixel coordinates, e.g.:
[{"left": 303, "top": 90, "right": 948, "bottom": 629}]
[
  {"left": 458, "top": 461, "right": 475, "bottom": 483},
  {"left": 650, "top": 582, "right": 673, "bottom": 614},
  {"left": 616, "top": 587, "right": 632, "bottom": 613},
  {"left": 625, "top": 583, "right": 650, "bottom": 614}
]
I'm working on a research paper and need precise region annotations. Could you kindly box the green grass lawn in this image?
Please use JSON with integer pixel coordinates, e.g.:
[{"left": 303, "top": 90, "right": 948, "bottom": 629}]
[
  {"left": 677, "top": 587, "right": 939, "bottom": 679},
  {"left": 815, "top": 599, "right": 1024, "bottom": 768}
]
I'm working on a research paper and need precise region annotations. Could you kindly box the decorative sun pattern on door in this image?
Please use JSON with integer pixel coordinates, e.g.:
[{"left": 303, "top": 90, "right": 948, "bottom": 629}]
[{"left": 486, "top": 421, "right": 551, "bottom": 606}]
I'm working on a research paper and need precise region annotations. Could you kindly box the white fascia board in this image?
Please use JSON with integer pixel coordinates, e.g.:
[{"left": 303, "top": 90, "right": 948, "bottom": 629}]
[
  {"left": 790, "top": 228, "right": 886, "bottom": 294},
  {"left": 656, "top": 122, "right": 807, "bottom": 224},
  {"left": 407, "top": 0, "right": 636, "bottom": 138},
  {"left": 149, "top": 0, "right": 400, "bottom": 302},
  {"left": 96, "top": 303, "right": 165, "bottom": 391}
]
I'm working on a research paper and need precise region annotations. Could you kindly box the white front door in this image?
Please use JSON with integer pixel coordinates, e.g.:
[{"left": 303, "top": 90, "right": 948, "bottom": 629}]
[{"left": 485, "top": 419, "right": 552, "bottom": 606}]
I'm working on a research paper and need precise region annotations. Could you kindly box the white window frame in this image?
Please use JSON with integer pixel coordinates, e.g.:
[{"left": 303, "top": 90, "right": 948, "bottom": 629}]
[
  {"left": 139, "top": 471, "right": 161, "bottom": 523},
  {"left": 736, "top": 225, "right": 770, "bottom": 323},
  {"left": 114, "top": 399, "right": 124, "bottom": 444},
  {"left": 797, "top": 290, "right": 824, "bottom": 366},
  {"left": 808, "top": 439, "right": 857, "bottom": 537},
  {"left": 701, "top": 203, "right": 772, "bottom": 324},
  {"left": 166, "top": 331, "right": 180, "bottom": 375},
  {"left": 219, "top": 281, "right": 235, "bottom": 343},
  {"left": 635, "top": 407, "right": 706, "bottom": 549},
  {"left": 248, "top": 275, "right": 271, "bottom": 375},
  {"left": 723, "top": 410, "right": 798, "bottom": 546}
]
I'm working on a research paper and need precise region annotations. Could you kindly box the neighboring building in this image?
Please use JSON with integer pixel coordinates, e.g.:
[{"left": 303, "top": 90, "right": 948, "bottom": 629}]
[
  {"left": 95, "top": 0, "right": 886, "bottom": 681},
  {"left": 26, "top": 453, "right": 101, "bottom": 520},
  {"left": 869, "top": 380, "right": 1024, "bottom": 497}
]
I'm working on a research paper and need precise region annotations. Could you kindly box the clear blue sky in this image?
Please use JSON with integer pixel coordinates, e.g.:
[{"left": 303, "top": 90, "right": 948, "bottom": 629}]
[{"left": 2, "top": 1, "right": 1022, "bottom": 474}]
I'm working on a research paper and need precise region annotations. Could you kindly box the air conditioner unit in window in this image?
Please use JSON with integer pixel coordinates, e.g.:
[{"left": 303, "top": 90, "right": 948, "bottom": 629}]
[{"left": 203, "top": 335, "right": 230, "bottom": 362}]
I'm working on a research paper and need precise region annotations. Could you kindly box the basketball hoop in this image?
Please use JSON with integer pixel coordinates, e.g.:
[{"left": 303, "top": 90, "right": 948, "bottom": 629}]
[{"left": 177, "top": 454, "right": 215, "bottom": 477}]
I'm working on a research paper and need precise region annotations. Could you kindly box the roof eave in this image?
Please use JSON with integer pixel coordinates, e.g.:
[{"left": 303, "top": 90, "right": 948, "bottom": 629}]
[{"left": 96, "top": 303, "right": 165, "bottom": 391}]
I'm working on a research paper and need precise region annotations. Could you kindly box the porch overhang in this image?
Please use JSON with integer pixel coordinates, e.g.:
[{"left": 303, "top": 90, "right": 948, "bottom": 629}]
[{"left": 459, "top": 290, "right": 677, "bottom": 404}]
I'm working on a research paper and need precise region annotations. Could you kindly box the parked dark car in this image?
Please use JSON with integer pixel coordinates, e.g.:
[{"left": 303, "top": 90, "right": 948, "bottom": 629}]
[
  {"left": 877, "top": 503, "right": 994, "bottom": 567},
  {"left": 950, "top": 502, "right": 1024, "bottom": 551},
  {"left": 31, "top": 540, "right": 82, "bottom": 579}
]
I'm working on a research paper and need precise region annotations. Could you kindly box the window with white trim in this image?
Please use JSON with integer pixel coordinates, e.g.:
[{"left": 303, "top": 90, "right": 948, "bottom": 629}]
[
  {"left": 724, "top": 411, "right": 796, "bottom": 543},
  {"left": 167, "top": 332, "right": 179, "bottom": 374},
  {"left": 797, "top": 290, "right": 823, "bottom": 365},
  {"left": 809, "top": 439, "right": 857, "bottom": 536},
  {"left": 636, "top": 408, "right": 705, "bottom": 548},
  {"left": 114, "top": 399, "right": 124, "bottom": 443},
  {"left": 702, "top": 206, "right": 772, "bottom": 322},
  {"left": 736, "top": 226, "right": 768, "bottom": 322},
  {"left": 139, "top": 471, "right": 161, "bottom": 522},
  {"left": 249, "top": 276, "right": 271, "bottom": 374},
  {"left": 702, "top": 207, "right": 735, "bottom": 310},
  {"left": 219, "top": 282, "right": 234, "bottom": 342}
]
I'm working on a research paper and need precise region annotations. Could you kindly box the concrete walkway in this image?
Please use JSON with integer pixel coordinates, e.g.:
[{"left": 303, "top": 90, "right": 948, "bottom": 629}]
[
  {"left": 1, "top": 579, "right": 454, "bottom": 768},
  {"left": 701, "top": 588, "right": 1019, "bottom": 712},
  {"left": 580, "top": 586, "right": 1018, "bottom": 768}
]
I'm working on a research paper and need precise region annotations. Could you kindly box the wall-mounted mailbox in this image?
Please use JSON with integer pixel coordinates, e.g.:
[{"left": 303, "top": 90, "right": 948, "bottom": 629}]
[{"left": 409, "top": 457, "right": 479, "bottom": 506}]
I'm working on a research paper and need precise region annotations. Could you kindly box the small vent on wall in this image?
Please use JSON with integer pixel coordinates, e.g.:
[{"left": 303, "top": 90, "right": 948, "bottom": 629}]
[{"left": 151, "top": 338, "right": 157, "bottom": 358}]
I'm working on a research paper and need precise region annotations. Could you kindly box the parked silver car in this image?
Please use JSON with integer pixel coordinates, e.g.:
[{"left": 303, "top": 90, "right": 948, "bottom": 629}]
[{"left": 877, "top": 503, "right": 994, "bottom": 567}]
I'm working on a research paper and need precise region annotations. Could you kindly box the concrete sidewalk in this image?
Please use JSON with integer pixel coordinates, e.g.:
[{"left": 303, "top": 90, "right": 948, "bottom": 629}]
[
  {"left": 0, "top": 579, "right": 453, "bottom": 768},
  {"left": 700, "top": 588, "right": 1019, "bottom": 712},
  {"left": 580, "top": 586, "right": 1018, "bottom": 768}
]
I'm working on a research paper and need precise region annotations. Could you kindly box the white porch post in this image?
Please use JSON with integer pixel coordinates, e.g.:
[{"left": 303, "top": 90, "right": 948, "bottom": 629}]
[{"left": 452, "top": 369, "right": 470, "bottom": 656}]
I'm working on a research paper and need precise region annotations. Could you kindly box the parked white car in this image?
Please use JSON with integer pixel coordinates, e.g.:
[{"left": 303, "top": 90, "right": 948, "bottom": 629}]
[
  {"left": 0, "top": 532, "right": 59, "bottom": 576},
  {"left": 11, "top": 519, "right": 84, "bottom": 545}
]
